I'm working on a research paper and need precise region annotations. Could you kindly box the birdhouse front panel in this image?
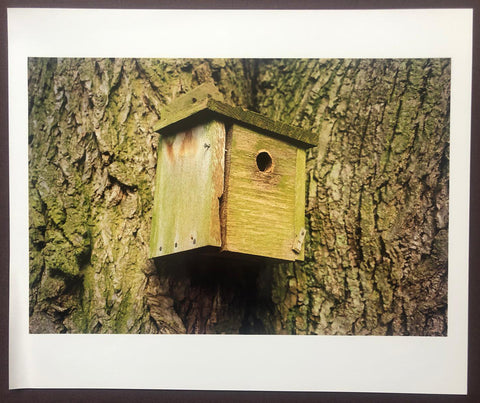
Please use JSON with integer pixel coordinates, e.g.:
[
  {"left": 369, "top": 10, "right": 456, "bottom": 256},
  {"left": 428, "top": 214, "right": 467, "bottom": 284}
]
[
  {"left": 149, "top": 120, "right": 226, "bottom": 258},
  {"left": 220, "top": 124, "right": 305, "bottom": 261}
]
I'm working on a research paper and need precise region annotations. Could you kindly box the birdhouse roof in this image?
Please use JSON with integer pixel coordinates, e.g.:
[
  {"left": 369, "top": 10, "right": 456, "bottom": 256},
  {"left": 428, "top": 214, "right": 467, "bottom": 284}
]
[{"left": 153, "top": 92, "right": 317, "bottom": 148}]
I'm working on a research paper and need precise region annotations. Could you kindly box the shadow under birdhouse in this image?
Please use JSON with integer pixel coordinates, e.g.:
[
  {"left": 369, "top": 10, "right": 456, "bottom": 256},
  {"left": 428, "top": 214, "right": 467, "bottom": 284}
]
[{"left": 152, "top": 248, "right": 276, "bottom": 334}]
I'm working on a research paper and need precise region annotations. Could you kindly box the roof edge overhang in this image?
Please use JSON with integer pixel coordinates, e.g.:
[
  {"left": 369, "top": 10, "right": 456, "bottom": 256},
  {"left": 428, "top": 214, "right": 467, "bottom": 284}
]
[{"left": 153, "top": 98, "right": 317, "bottom": 149}]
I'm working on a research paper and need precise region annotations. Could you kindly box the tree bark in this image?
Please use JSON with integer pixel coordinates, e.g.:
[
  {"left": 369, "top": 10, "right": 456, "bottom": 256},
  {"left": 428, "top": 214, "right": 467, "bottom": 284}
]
[{"left": 28, "top": 58, "right": 449, "bottom": 335}]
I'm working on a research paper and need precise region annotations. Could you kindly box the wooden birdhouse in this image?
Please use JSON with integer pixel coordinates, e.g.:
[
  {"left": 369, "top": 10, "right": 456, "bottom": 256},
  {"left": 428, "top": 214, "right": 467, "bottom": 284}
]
[{"left": 149, "top": 84, "right": 316, "bottom": 262}]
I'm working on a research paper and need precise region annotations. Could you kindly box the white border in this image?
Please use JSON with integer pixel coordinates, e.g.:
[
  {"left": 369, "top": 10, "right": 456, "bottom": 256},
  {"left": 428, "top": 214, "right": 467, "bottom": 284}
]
[{"left": 8, "top": 9, "right": 472, "bottom": 393}]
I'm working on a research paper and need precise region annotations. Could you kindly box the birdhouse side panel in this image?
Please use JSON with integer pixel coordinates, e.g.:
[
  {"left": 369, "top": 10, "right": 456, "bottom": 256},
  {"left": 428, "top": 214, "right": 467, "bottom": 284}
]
[
  {"left": 294, "top": 148, "right": 306, "bottom": 261},
  {"left": 222, "top": 125, "right": 298, "bottom": 261},
  {"left": 149, "top": 120, "right": 225, "bottom": 258}
]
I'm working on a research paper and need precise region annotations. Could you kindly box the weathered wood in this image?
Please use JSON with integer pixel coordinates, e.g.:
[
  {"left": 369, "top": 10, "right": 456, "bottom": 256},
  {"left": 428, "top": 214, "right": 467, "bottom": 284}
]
[
  {"left": 154, "top": 98, "right": 317, "bottom": 148},
  {"left": 153, "top": 88, "right": 312, "bottom": 262},
  {"left": 294, "top": 148, "right": 306, "bottom": 260},
  {"left": 219, "top": 125, "right": 233, "bottom": 253},
  {"left": 149, "top": 120, "right": 226, "bottom": 258},
  {"left": 221, "top": 124, "right": 298, "bottom": 261},
  {"left": 161, "top": 82, "right": 225, "bottom": 116},
  {"left": 292, "top": 228, "right": 306, "bottom": 254},
  {"left": 154, "top": 83, "right": 225, "bottom": 133}
]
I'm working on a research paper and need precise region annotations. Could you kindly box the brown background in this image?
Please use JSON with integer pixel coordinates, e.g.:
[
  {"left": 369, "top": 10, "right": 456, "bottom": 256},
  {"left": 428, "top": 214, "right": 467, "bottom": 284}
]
[{"left": 1, "top": 0, "right": 479, "bottom": 401}]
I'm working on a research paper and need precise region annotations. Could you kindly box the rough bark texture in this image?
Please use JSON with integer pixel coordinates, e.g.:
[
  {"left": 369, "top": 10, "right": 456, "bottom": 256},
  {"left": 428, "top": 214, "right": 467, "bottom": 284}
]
[{"left": 28, "top": 58, "right": 449, "bottom": 335}]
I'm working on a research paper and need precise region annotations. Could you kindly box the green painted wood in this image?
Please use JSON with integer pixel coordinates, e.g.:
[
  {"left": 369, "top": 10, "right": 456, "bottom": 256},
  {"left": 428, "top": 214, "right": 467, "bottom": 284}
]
[
  {"left": 154, "top": 99, "right": 317, "bottom": 148},
  {"left": 152, "top": 85, "right": 311, "bottom": 262},
  {"left": 222, "top": 124, "right": 298, "bottom": 261},
  {"left": 162, "top": 82, "right": 225, "bottom": 116},
  {"left": 294, "top": 148, "right": 306, "bottom": 261},
  {"left": 149, "top": 120, "right": 225, "bottom": 258},
  {"left": 207, "top": 100, "right": 317, "bottom": 147},
  {"left": 154, "top": 83, "right": 225, "bottom": 133}
]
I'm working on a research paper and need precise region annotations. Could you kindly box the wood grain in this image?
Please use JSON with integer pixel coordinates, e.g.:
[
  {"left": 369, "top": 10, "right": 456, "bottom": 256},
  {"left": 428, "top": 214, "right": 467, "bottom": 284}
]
[
  {"left": 149, "top": 120, "right": 225, "bottom": 258},
  {"left": 294, "top": 147, "right": 307, "bottom": 260},
  {"left": 222, "top": 124, "right": 299, "bottom": 261},
  {"left": 155, "top": 99, "right": 317, "bottom": 148}
]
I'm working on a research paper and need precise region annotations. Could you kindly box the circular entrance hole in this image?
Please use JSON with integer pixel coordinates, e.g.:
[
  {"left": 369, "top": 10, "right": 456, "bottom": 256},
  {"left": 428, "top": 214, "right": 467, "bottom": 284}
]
[{"left": 256, "top": 151, "right": 273, "bottom": 172}]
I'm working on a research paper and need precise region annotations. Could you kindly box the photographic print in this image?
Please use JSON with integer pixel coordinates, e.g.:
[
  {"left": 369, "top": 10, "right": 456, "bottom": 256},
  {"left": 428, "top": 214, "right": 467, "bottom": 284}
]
[
  {"left": 28, "top": 57, "right": 450, "bottom": 336},
  {"left": 10, "top": 8, "right": 471, "bottom": 394}
]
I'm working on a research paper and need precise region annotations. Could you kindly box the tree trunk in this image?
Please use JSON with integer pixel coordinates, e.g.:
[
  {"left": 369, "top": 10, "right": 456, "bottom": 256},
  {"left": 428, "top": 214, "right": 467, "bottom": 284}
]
[{"left": 28, "top": 58, "right": 449, "bottom": 335}]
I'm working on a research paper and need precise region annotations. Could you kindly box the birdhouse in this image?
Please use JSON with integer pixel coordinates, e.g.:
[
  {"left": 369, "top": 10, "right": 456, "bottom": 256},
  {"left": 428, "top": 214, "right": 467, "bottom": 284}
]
[{"left": 149, "top": 84, "right": 316, "bottom": 262}]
